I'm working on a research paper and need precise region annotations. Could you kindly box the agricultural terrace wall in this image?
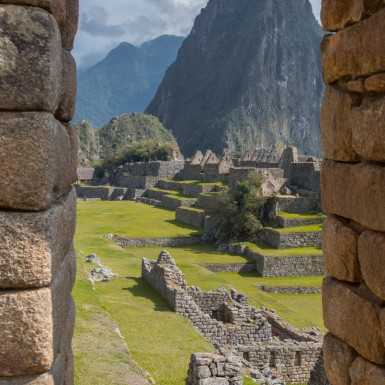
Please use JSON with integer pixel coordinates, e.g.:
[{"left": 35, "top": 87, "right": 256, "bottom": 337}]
[
  {"left": 320, "top": 1, "right": 385, "bottom": 382},
  {"left": 258, "top": 229, "right": 323, "bottom": 249},
  {"left": 257, "top": 286, "right": 322, "bottom": 294},
  {"left": 114, "top": 161, "right": 184, "bottom": 179},
  {"left": 113, "top": 236, "right": 199, "bottom": 248},
  {"left": 0, "top": 1, "right": 79, "bottom": 383},
  {"left": 175, "top": 207, "right": 205, "bottom": 227},
  {"left": 196, "top": 194, "right": 221, "bottom": 210},
  {"left": 201, "top": 263, "right": 256, "bottom": 273}
]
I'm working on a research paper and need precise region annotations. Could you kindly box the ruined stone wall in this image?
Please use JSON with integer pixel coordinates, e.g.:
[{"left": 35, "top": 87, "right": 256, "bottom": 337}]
[
  {"left": 258, "top": 228, "right": 323, "bottom": 249},
  {"left": 114, "top": 161, "right": 184, "bottom": 180},
  {"left": 320, "top": 0, "right": 385, "bottom": 382},
  {"left": 0, "top": 1, "right": 78, "bottom": 383},
  {"left": 290, "top": 162, "right": 321, "bottom": 193}
]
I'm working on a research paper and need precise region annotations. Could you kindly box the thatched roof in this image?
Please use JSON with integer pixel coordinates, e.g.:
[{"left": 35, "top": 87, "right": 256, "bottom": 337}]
[{"left": 77, "top": 168, "right": 94, "bottom": 181}]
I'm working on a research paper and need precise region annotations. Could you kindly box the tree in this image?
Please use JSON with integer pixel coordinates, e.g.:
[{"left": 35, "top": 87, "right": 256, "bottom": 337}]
[{"left": 218, "top": 171, "right": 266, "bottom": 242}]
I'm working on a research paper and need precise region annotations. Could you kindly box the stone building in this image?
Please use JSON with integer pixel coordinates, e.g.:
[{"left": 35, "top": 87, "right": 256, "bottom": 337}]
[
  {"left": 319, "top": 0, "right": 385, "bottom": 383},
  {"left": 76, "top": 167, "right": 94, "bottom": 183},
  {"left": 0, "top": 0, "right": 78, "bottom": 384},
  {"left": 143, "top": 251, "right": 328, "bottom": 384}
]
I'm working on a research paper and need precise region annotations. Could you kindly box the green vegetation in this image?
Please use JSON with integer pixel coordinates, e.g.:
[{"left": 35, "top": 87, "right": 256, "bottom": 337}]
[
  {"left": 73, "top": 201, "right": 325, "bottom": 384},
  {"left": 277, "top": 211, "right": 326, "bottom": 219},
  {"left": 244, "top": 241, "right": 323, "bottom": 257},
  {"left": 76, "top": 201, "right": 203, "bottom": 238},
  {"left": 145, "top": 0, "right": 324, "bottom": 157},
  {"left": 74, "top": 35, "right": 185, "bottom": 128},
  {"left": 76, "top": 120, "right": 100, "bottom": 165},
  {"left": 218, "top": 171, "right": 266, "bottom": 242},
  {"left": 72, "top": 256, "right": 148, "bottom": 385},
  {"left": 266, "top": 223, "right": 323, "bottom": 233}
]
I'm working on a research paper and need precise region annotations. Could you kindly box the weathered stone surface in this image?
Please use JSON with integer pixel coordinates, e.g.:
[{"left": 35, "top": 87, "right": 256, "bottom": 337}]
[
  {"left": 321, "top": 9, "right": 385, "bottom": 85},
  {"left": 365, "top": 73, "right": 385, "bottom": 92},
  {"left": 60, "top": 0, "right": 78, "bottom": 50},
  {"left": 323, "top": 215, "right": 363, "bottom": 282},
  {"left": 347, "top": 80, "right": 365, "bottom": 93},
  {"left": 350, "top": 95, "right": 385, "bottom": 162},
  {"left": 321, "top": 87, "right": 360, "bottom": 162},
  {"left": 321, "top": 160, "right": 385, "bottom": 232},
  {"left": 323, "top": 277, "right": 385, "bottom": 364},
  {"left": 0, "top": 255, "right": 76, "bottom": 376},
  {"left": 63, "top": 122, "right": 78, "bottom": 186},
  {"left": 323, "top": 332, "right": 358, "bottom": 385},
  {"left": 350, "top": 356, "right": 385, "bottom": 384},
  {"left": 321, "top": 0, "right": 385, "bottom": 32},
  {"left": 0, "top": 112, "right": 77, "bottom": 211},
  {"left": 0, "top": 0, "right": 66, "bottom": 26},
  {"left": 0, "top": 189, "right": 76, "bottom": 289},
  {"left": 198, "top": 378, "right": 229, "bottom": 385},
  {"left": 55, "top": 49, "right": 77, "bottom": 122},
  {"left": 358, "top": 231, "right": 385, "bottom": 300},
  {"left": 0, "top": 5, "right": 62, "bottom": 112}
]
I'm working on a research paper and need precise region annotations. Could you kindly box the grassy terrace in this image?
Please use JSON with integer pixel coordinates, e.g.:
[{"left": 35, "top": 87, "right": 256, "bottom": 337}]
[
  {"left": 164, "top": 178, "right": 228, "bottom": 187},
  {"left": 74, "top": 200, "right": 325, "bottom": 384},
  {"left": 265, "top": 223, "right": 323, "bottom": 233},
  {"left": 76, "top": 201, "right": 203, "bottom": 238},
  {"left": 245, "top": 241, "right": 323, "bottom": 257},
  {"left": 148, "top": 187, "right": 197, "bottom": 201},
  {"left": 276, "top": 211, "right": 326, "bottom": 219}
]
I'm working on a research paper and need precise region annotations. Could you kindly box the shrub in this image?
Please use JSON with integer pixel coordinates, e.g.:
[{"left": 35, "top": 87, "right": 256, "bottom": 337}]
[{"left": 218, "top": 171, "right": 266, "bottom": 242}]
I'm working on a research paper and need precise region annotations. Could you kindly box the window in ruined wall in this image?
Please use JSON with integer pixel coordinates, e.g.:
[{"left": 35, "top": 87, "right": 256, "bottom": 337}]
[
  {"left": 269, "top": 351, "right": 277, "bottom": 368},
  {"left": 243, "top": 352, "right": 249, "bottom": 361},
  {"left": 295, "top": 351, "right": 302, "bottom": 366}
]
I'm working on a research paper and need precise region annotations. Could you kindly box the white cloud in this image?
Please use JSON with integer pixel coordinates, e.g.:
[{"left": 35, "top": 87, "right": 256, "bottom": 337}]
[{"left": 73, "top": 0, "right": 322, "bottom": 70}]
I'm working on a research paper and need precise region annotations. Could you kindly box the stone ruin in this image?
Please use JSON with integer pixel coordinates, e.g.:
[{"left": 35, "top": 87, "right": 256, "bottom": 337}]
[
  {"left": 0, "top": 0, "right": 78, "bottom": 384},
  {"left": 142, "top": 251, "right": 329, "bottom": 385},
  {"left": 320, "top": 0, "right": 385, "bottom": 383}
]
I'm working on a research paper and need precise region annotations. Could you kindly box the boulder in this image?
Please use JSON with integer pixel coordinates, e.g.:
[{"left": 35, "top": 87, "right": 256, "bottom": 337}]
[
  {"left": 323, "top": 215, "right": 363, "bottom": 282},
  {"left": 323, "top": 277, "right": 385, "bottom": 365},
  {"left": 86, "top": 254, "right": 100, "bottom": 265},
  {"left": 321, "top": 87, "right": 360, "bottom": 162},
  {"left": 350, "top": 356, "right": 385, "bottom": 384},
  {"left": 0, "top": 5, "right": 62, "bottom": 112},
  {"left": 281, "top": 187, "right": 292, "bottom": 195},
  {"left": 323, "top": 332, "right": 358, "bottom": 385},
  {"left": 321, "top": 9, "right": 385, "bottom": 84},
  {"left": 365, "top": 73, "right": 385, "bottom": 92},
  {"left": 60, "top": 0, "right": 78, "bottom": 50}
]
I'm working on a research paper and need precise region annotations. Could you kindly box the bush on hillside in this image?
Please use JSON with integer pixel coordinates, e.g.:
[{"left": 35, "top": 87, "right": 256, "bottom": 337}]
[
  {"left": 94, "top": 139, "right": 179, "bottom": 177},
  {"left": 218, "top": 171, "right": 266, "bottom": 242}
]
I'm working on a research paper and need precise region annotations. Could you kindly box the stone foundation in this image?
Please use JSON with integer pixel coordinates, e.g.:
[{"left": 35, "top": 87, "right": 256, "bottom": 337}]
[
  {"left": 257, "top": 286, "right": 322, "bottom": 294},
  {"left": 200, "top": 263, "right": 256, "bottom": 273},
  {"left": 259, "top": 229, "right": 323, "bottom": 249},
  {"left": 113, "top": 236, "right": 200, "bottom": 248}
]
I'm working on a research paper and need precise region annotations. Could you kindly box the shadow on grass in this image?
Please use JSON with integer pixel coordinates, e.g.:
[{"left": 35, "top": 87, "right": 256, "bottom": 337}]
[
  {"left": 164, "top": 219, "right": 203, "bottom": 235},
  {"left": 122, "top": 277, "right": 174, "bottom": 312}
]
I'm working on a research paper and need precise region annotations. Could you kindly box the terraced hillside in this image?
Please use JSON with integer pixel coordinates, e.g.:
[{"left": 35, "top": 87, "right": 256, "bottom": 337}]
[{"left": 73, "top": 198, "right": 326, "bottom": 384}]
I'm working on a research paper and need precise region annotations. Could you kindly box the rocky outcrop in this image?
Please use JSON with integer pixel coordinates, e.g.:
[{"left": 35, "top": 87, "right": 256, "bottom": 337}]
[{"left": 146, "top": 0, "right": 325, "bottom": 157}]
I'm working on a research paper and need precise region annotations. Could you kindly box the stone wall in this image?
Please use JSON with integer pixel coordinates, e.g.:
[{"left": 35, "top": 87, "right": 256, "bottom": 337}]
[
  {"left": 247, "top": 250, "right": 326, "bottom": 277},
  {"left": 258, "top": 229, "right": 323, "bottom": 249},
  {"left": 200, "top": 263, "right": 256, "bottom": 273},
  {"left": 320, "top": 1, "right": 385, "bottom": 382},
  {"left": 0, "top": 1, "right": 78, "bottom": 383},
  {"left": 290, "top": 163, "right": 321, "bottom": 193},
  {"left": 175, "top": 207, "right": 206, "bottom": 227},
  {"left": 75, "top": 185, "right": 115, "bottom": 200},
  {"left": 143, "top": 251, "right": 326, "bottom": 384},
  {"left": 277, "top": 216, "right": 325, "bottom": 228},
  {"left": 196, "top": 193, "right": 221, "bottom": 210},
  {"left": 257, "top": 286, "right": 322, "bottom": 294},
  {"left": 113, "top": 236, "right": 200, "bottom": 248}
]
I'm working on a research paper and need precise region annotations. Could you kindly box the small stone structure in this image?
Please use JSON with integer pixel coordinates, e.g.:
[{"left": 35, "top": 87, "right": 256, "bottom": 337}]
[
  {"left": 76, "top": 167, "right": 94, "bottom": 183},
  {"left": 320, "top": 0, "right": 385, "bottom": 382},
  {"left": 257, "top": 286, "right": 322, "bottom": 294},
  {"left": 142, "top": 251, "right": 329, "bottom": 384},
  {"left": 0, "top": 0, "right": 79, "bottom": 383}
]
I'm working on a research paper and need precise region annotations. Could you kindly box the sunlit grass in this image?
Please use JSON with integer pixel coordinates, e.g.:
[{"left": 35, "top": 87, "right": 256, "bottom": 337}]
[{"left": 245, "top": 241, "right": 323, "bottom": 257}]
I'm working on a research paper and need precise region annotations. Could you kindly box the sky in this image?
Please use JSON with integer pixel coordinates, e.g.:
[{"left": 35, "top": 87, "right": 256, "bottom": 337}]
[{"left": 73, "top": 0, "right": 322, "bottom": 70}]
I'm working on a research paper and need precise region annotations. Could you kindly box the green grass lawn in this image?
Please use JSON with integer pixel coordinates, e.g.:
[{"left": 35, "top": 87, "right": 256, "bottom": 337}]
[
  {"left": 245, "top": 241, "right": 323, "bottom": 257},
  {"left": 277, "top": 211, "right": 326, "bottom": 219},
  {"left": 266, "top": 223, "right": 323, "bottom": 233},
  {"left": 164, "top": 178, "right": 228, "bottom": 187},
  {"left": 74, "top": 201, "right": 325, "bottom": 384},
  {"left": 76, "top": 201, "right": 203, "bottom": 238}
]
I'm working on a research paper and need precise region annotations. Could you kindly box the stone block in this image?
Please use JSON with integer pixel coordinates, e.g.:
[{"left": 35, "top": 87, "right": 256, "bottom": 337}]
[
  {"left": 55, "top": 49, "right": 77, "bottom": 122},
  {"left": 323, "top": 277, "right": 385, "bottom": 364},
  {"left": 0, "top": 5, "right": 62, "bottom": 112},
  {"left": 0, "top": 190, "right": 76, "bottom": 288},
  {"left": 198, "top": 379, "right": 229, "bottom": 385},
  {"left": 358, "top": 231, "right": 385, "bottom": 300},
  {"left": 321, "top": 87, "right": 360, "bottom": 162},
  {"left": 321, "top": 160, "right": 385, "bottom": 232},
  {"left": 323, "top": 215, "right": 363, "bottom": 282},
  {"left": 0, "top": 112, "right": 77, "bottom": 211},
  {"left": 0, "top": 0, "right": 66, "bottom": 26},
  {"left": 321, "top": 9, "right": 385, "bottom": 85},
  {"left": 321, "top": 0, "right": 385, "bottom": 32},
  {"left": 350, "top": 95, "right": 385, "bottom": 162},
  {"left": 60, "top": 0, "right": 78, "bottom": 50},
  {"left": 323, "top": 332, "right": 358, "bottom": 385},
  {"left": 0, "top": 256, "right": 76, "bottom": 376},
  {"left": 365, "top": 73, "right": 385, "bottom": 92},
  {"left": 350, "top": 356, "right": 385, "bottom": 384}
]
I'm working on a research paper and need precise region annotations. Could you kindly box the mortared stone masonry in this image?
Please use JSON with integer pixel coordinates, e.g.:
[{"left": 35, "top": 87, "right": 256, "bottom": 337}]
[
  {"left": 0, "top": 0, "right": 78, "bottom": 383},
  {"left": 320, "top": 0, "right": 385, "bottom": 382}
]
